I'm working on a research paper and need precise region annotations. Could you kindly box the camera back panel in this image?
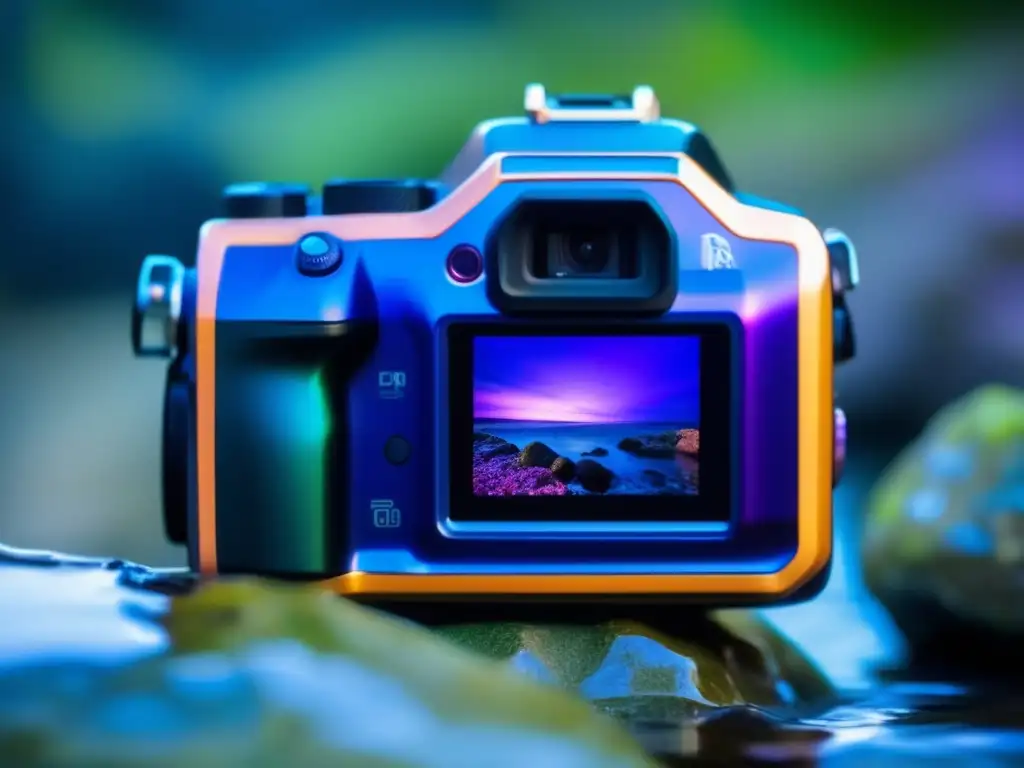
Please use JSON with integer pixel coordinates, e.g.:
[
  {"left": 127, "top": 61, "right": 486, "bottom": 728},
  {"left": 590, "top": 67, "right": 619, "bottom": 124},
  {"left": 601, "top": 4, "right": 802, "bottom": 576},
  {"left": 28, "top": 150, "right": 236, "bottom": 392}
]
[
  {"left": 119, "top": 86, "right": 848, "bottom": 606},
  {"left": 191, "top": 145, "right": 833, "bottom": 605}
]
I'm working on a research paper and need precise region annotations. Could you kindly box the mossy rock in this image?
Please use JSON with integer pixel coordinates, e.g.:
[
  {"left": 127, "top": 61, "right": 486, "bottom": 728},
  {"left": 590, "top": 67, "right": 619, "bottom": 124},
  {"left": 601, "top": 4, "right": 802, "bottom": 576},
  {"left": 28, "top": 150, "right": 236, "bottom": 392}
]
[
  {"left": 863, "top": 385, "right": 1024, "bottom": 643},
  {"left": 441, "top": 612, "right": 831, "bottom": 724},
  {"left": 519, "top": 441, "right": 559, "bottom": 469},
  {"left": 0, "top": 545, "right": 832, "bottom": 765}
]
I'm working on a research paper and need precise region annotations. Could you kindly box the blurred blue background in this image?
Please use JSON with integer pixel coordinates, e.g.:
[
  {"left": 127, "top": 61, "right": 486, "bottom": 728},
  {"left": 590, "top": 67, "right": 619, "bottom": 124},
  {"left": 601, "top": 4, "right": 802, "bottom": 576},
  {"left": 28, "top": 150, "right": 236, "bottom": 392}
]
[{"left": 0, "top": 0, "right": 1020, "bottom": 603}]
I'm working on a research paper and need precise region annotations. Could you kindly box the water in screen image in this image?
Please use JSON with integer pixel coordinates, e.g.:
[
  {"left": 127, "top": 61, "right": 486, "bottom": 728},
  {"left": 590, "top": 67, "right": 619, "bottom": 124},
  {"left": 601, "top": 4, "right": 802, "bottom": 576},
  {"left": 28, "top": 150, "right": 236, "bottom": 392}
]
[{"left": 471, "top": 335, "right": 701, "bottom": 497}]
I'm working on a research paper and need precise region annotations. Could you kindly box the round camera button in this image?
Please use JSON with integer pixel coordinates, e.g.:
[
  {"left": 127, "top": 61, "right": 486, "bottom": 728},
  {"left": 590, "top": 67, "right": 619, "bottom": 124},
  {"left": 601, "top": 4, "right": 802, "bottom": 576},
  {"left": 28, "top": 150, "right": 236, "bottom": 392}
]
[
  {"left": 447, "top": 244, "right": 483, "bottom": 283},
  {"left": 384, "top": 435, "right": 412, "bottom": 466},
  {"left": 297, "top": 233, "right": 342, "bottom": 276}
]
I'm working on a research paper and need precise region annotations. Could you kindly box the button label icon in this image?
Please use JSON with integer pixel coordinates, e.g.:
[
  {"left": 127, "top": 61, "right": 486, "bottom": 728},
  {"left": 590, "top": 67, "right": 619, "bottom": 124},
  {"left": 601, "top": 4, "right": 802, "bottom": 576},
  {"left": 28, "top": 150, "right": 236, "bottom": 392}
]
[
  {"left": 371, "top": 499, "right": 402, "bottom": 528},
  {"left": 700, "top": 233, "right": 737, "bottom": 270},
  {"left": 378, "top": 371, "right": 407, "bottom": 400}
]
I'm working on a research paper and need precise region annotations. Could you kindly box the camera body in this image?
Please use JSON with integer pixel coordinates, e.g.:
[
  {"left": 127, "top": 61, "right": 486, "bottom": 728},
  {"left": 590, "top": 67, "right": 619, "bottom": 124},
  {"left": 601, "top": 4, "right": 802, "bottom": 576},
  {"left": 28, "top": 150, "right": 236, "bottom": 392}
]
[{"left": 133, "top": 85, "right": 859, "bottom": 606}]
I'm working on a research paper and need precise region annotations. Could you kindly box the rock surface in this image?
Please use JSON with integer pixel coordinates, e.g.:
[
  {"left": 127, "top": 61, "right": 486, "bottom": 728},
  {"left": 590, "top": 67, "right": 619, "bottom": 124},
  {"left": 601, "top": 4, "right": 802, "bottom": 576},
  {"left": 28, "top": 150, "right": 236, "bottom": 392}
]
[
  {"left": 473, "top": 453, "right": 572, "bottom": 496},
  {"left": 576, "top": 459, "right": 615, "bottom": 493},
  {"left": 618, "top": 429, "right": 700, "bottom": 459},
  {"left": 441, "top": 614, "right": 832, "bottom": 725},
  {"left": 473, "top": 432, "right": 520, "bottom": 460},
  {"left": 551, "top": 456, "right": 577, "bottom": 482},
  {"left": 676, "top": 429, "right": 700, "bottom": 456},
  {"left": 472, "top": 435, "right": 571, "bottom": 496},
  {"left": 519, "top": 441, "right": 560, "bottom": 469},
  {"left": 863, "top": 385, "right": 1024, "bottom": 644},
  {"left": 471, "top": 433, "right": 699, "bottom": 497},
  {"left": 0, "top": 544, "right": 834, "bottom": 766}
]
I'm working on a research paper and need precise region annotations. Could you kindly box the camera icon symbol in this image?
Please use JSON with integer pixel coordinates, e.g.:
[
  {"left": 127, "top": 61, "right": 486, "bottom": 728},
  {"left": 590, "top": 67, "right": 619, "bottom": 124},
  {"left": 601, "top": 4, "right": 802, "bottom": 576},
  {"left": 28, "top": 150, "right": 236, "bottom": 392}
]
[{"left": 371, "top": 499, "right": 402, "bottom": 528}]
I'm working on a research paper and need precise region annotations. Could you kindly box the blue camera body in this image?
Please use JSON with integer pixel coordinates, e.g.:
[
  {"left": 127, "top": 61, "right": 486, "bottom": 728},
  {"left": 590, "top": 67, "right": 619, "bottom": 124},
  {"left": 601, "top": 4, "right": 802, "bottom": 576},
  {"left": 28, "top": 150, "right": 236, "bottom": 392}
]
[{"left": 133, "top": 85, "right": 858, "bottom": 606}]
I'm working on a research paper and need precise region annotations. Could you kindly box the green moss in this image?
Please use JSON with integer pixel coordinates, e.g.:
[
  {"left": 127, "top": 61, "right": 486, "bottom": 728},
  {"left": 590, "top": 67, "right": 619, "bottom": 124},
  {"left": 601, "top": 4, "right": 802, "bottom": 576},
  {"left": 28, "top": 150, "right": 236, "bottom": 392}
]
[
  {"left": 924, "top": 385, "right": 1024, "bottom": 445},
  {"left": 864, "top": 385, "right": 1024, "bottom": 638},
  {"left": 442, "top": 614, "right": 833, "bottom": 713},
  {"left": 0, "top": 545, "right": 842, "bottom": 765},
  {"left": 868, "top": 386, "right": 1024, "bottom": 537},
  {"left": 868, "top": 454, "right": 923, "bottom": 528},
  {"left": 163, "top": 580, "right": 652, "bottom": 757}
]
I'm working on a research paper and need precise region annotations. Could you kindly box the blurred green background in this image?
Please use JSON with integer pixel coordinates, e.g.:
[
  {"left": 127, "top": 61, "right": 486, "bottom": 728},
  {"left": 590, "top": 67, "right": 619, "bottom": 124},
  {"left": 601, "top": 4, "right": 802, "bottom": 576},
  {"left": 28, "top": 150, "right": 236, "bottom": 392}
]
[{"left": 0, "top": 0, "right": 1021, "bottom": 571}]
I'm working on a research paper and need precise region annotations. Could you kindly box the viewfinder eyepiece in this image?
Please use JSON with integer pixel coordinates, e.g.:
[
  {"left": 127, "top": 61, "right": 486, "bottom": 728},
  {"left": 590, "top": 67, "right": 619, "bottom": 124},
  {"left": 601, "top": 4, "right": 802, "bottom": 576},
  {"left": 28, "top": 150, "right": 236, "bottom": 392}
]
[
  {"left": 487, "top": 200, "right": 675, "bottom": 315},
  {"left": 529, "top": 208, "right": 640, "bottom": 280}
]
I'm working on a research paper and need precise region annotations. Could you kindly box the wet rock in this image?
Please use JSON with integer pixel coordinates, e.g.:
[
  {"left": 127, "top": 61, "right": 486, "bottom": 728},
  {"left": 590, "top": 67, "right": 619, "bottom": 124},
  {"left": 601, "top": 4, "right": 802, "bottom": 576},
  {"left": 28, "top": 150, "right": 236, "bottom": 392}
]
[
  {"left": 0, "top": 549, "right": 652, "bottom": 767},
  {"left": 473, "top": 433, "right": 520, "bottom": 460},
  {"left": 441, "top": 610, "right": 833, "bottom": 726},
  {"left": 576, "top": 459, "right": 615, "bottom": 493},
  {"left": 642, "top": 469, "right": 668, "bottom": 488},
  {"left": 618, "top": 430, "right": 699, "bottom": 459},
  {"left": 551, "top": 456, "right": 577, "bottom": 482},
  {"left": 0, "top": 545, "right": 838, "bottom": 765},
  {"left": 520, "top": 441, "right": 559, "bottom": 469},
  {"left": 675, "top": 429, "right": 699, "bottom": 456},
  {"left": 485, "top": 442, "right": 520, "bottom": 459},
  {"left": 582, "top": 447, "right": 609, "bottom": 457},
  {"left": 618, "top": 436, "right": 657, "bottom": 456},
  {"left": 472, "top": 436, "right": 571, "bottom": 496},
  {"left": 0, "top": 546, "right": 839, "bottom": 766},
  {"left": 863, "top": 385, "right": 1024, "bottom": 646}
]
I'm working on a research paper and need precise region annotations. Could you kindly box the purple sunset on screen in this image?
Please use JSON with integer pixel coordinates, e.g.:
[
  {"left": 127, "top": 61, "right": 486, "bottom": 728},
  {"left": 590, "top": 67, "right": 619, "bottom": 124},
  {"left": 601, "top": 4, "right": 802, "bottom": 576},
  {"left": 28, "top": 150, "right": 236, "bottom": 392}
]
[{"left": 471, "top": 335, "right": 702, "bottom": 497}]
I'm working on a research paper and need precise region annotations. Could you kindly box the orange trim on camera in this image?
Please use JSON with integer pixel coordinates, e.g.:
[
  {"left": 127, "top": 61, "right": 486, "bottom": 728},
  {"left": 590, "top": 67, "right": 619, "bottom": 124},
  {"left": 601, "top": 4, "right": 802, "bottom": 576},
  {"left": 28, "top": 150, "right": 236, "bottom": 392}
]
[{"left": 195, "top": 152, "right": 832, "bottom": 596}]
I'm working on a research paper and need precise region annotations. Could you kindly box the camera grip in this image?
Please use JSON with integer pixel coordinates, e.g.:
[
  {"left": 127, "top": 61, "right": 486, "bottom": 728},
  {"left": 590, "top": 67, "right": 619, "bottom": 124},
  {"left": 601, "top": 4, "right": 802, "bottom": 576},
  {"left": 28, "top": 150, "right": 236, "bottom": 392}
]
[{"left": 210, "top": 320, "right": 375, "bottom": 577}]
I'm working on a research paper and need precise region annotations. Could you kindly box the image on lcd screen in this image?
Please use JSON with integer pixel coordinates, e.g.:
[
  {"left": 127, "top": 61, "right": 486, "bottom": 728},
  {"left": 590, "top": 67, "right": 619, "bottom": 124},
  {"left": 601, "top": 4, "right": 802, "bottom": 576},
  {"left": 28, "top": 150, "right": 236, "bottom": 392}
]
[{"left": 472, "top": 335, "right": 700, "bottom": 497}]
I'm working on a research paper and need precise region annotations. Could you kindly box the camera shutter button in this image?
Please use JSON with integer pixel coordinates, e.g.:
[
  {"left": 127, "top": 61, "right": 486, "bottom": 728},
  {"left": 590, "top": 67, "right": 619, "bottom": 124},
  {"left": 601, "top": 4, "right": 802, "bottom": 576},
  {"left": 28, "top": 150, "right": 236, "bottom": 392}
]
[{"left": 296, "top": 233, "right": 342, "bottom": 276}]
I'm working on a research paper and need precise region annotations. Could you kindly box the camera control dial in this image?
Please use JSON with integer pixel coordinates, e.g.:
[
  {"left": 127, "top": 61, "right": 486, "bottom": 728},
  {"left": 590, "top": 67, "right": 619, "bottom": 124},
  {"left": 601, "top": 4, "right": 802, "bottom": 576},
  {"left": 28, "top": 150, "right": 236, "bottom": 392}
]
[
  {"left": 322, "top": 179, "right": 438, "bottom": 215},
  {"left": 222, "top": 182, "right": 309, "bottom": 219}
]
